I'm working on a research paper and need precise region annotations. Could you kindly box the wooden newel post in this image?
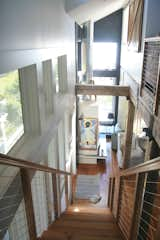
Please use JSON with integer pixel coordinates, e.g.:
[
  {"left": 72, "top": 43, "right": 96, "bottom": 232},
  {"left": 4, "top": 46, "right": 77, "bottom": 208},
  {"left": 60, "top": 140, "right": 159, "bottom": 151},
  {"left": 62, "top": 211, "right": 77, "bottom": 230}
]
[
  {"left": 123, "top": 100, "right": 135, "bottom": 169},
  {"left": 52, "top": 173, "right": 59, "bottom": 219},
  {"left": 116, "top": 176, "right": 122, "bottom": 222},
  {"left": 65, "top": 175, "right": 69, "bottom": 208},
  {"left": 107, "top": 178, "right": 112, "bottom": 208},
  {"left": 20, "top": 169, "right": 37, "bottom": 240},
  {"left": 130, "top": 173, "right": 147, "bottom": 240}
]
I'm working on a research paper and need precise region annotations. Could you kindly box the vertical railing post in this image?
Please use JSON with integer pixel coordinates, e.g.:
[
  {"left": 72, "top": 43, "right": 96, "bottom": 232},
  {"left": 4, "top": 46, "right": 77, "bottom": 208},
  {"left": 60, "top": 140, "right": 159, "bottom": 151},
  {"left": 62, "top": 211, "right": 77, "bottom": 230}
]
[
  {"left": 107, "top": 178, "right": 112, "bottom": 208},
  {"left": 116, "top": 176, "right": 122, "bottom": 222},
  {"left": 107, "top": 177, "right": 115, "bottom": 210},
  {"left": 20, "top": 169, "right": 37, "bottom": 240},
  {"left": 57, "top": 175, "right": 61, "bottom": 215},
  {"left": 52, "top": 173, "right": 59, "bottom": 219},
  {"left": 130, "top": 173, "right": 147, "bottom": 240},
  {"left": 71, "top": 174, "right": 76, "bottom": 204},
  {"left": 111, "top": 177, "right": 115, "bottom": 211},
  {"left": 65, "top": 174, "right": 69, "bottom": 208}
]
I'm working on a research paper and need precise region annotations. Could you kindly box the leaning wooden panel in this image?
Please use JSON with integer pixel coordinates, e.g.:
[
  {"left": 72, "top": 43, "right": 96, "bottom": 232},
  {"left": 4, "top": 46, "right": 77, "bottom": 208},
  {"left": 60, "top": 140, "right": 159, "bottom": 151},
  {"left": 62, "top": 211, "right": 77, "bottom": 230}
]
[
  {"left": 127, "top": 0, "right": 144, "bottom": 52},
  {"left": 75, "top": 84, "right": 130, "bottom": 97}
]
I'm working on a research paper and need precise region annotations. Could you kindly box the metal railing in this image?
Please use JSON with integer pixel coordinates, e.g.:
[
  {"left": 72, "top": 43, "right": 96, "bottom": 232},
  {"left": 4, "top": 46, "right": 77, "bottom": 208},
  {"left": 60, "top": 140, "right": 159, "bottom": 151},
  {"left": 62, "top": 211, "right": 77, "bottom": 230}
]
[
  {"left": 108, "top": 157, "right": 160, "bottom": 240},
  {"left": 0, "top": 153, "right": 73, "bottom": 240}
]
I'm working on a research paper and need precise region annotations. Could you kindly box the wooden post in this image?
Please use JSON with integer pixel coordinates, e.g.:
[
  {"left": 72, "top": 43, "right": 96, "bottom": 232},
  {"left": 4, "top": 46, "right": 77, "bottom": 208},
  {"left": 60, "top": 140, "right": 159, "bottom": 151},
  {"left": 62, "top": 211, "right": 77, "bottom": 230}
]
[
  {"left": 71, "top": 174, "right": 76, "bottom": 204},
  {"left": 116, "top": 176, "right": 122, "bottom": 222},
  {"left": 20, "top": 169, "right": 37, "bottom": 240},
  {"left": 57, "top": 175, "right": 61, "bottom": 215},
  {"left": 52, "top": 173, "right": 59, "bottom": 219},
  {"left": 130, "top": 173, "right": 147, "bottom": 240},
  {"left": 123, "top": 100, "right": 135, "bottom": 169},
  {"left": 107, "top": 178, "right": 115, "bottom": 210},
  {"left": 154, "top": 217, "right": 160, "bottom": 240},
  {"left": 111, "top": 178, "right": 115, "bottom": 211},
  {"left": 107, "top": 178, "right": 112, "bottom": 208},
  {"left": 65, "top": 175, "right": 69, "bottom": 208}
]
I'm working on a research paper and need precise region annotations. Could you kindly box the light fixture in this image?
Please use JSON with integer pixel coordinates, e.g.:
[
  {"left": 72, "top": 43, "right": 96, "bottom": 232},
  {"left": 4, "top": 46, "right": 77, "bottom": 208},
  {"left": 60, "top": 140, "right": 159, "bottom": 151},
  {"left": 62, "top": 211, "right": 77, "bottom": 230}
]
[{"left": 73, "top": 207, "right": 80, "bottom": 212}]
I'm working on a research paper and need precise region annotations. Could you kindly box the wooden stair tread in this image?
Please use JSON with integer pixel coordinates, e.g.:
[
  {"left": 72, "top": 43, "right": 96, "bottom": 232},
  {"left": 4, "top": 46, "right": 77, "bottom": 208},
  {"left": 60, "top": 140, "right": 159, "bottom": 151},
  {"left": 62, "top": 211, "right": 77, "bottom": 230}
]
[
  {"left": 41, "top": 230, "right": 122, "bottom": 240},
  {"left": 51, "top": 220, "right": 118, "bottom": 230},
  {"left": 48, "top": 226, "right": 121, "bottom": 236},
  {"left": 61, "top": 214, "right": 114, "bottom": 222},
  {"left": 41, "top": 204, "right": 123, "bottom": 240},
  {"left": 67, "top": 205, "right": 111, "bottom": 215}
]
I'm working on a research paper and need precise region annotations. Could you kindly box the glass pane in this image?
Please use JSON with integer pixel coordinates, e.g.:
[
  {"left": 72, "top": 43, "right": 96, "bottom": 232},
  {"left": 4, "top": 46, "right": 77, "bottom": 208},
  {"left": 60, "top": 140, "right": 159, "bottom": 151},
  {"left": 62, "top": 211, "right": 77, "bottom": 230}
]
[
  {"left": 0, "top": 70, "right": 24, "bottom": 153},
  {"left": 93, "top": 42, "right": 117, "bottom": 70},
  {"left": 97, "top": 96, "right": 114, "bottom": 122},
  {"left": 93, "top": 77, "right": 116, "bottom": 85}
]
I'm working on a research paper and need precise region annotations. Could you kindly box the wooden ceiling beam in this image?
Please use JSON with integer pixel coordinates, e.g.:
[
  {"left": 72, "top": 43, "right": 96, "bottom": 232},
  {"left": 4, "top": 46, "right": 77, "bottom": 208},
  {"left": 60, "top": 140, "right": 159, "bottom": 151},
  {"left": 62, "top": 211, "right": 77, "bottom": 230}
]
[{"left": 75, "top": 84, "right": 130, "bottom": 97}]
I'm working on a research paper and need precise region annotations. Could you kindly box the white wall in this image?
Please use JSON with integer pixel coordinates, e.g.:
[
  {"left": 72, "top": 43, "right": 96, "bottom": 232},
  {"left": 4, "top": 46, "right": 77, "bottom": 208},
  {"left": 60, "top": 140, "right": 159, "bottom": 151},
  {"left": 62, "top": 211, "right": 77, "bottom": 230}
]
[
  {"left": 0, "top": 0, "right": 75, "bottom": 95},
  {"left": 0, "top": 0, "right": 76, "bottom": 163},
  {"left": 0, "top": 1, "right": 76, "bottom": 237}
]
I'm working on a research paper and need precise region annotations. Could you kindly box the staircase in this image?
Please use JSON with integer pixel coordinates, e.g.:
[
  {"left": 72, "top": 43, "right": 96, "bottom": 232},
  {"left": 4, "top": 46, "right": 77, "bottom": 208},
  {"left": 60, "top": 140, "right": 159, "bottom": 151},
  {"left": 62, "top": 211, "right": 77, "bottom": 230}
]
[
  {"left": 40, "top": 203, "right": 123, "bottom": 240},
  {"left": 1, "top": 153, "right": 160, "bottom": 239}
]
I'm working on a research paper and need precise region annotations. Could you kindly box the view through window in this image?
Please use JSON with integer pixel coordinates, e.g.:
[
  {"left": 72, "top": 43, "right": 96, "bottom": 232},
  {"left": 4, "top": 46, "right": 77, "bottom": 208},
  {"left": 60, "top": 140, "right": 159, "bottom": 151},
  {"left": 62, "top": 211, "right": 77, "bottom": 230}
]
[
  {"left": 97, "top": 95, "right": 114, "bottom": 122},
  {"left": 93, "top": 42, "right": 117, "bottom": 70},
  {"left": 93, "top": 77, "right": 115, "bottom": 122},
  {"left": 0, "top": 70, "right": 24, "bottom": 153}
]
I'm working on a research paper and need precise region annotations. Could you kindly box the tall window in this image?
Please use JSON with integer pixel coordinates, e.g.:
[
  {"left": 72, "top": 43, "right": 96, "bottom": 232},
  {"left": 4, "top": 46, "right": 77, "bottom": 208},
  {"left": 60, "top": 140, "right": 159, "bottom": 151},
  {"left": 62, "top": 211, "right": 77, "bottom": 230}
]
[
  {"left": 93, "top": 42, "right": 117, "bottom": 70},
  {"left": 0, "top": 70, "right": 24, "bottom": 153}
]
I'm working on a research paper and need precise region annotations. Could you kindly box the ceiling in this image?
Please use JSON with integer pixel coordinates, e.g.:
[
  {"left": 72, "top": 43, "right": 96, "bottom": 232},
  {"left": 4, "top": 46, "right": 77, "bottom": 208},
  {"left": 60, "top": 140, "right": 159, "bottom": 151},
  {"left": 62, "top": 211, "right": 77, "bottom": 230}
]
[{"left": 65, "top": 0, "right": 129, "bottom": 24}]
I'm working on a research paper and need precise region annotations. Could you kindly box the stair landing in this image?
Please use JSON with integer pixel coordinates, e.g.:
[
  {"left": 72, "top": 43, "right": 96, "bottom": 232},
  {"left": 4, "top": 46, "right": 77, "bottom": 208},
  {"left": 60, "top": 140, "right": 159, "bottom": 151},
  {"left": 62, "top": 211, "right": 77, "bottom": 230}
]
[{"left": 40, "top": 203, "right": 123, "bottom": 240}]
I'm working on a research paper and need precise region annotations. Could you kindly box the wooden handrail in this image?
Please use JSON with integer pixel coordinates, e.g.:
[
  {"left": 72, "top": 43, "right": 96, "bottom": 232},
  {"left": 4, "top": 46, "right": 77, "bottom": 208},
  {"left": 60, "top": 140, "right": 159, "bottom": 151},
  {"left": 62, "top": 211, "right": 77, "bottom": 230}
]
[
  {"left": 0, "top": 153, "right": 71, "bottom": 175},
  {"left": 120, "top": 156, "right": 160, "bottom": 177},
  {"left": 75, "top": 84, "right": 130, "bottom": 97}
]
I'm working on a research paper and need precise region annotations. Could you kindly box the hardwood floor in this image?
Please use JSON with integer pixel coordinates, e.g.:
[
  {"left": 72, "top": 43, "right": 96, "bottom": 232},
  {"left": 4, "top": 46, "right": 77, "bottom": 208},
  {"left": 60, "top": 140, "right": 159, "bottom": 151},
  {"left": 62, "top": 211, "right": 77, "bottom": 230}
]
[
  {"left": 75, "top": 141, "right": 118, "bottom": 208},
  {"left": 75, "top": 161, "right": 107, "bottom": 208}
]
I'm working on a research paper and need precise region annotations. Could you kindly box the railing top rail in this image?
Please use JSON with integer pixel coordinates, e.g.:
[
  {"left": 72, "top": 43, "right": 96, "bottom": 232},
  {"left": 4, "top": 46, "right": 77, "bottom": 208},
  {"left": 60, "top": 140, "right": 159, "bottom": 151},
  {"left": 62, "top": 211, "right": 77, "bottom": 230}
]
[
  {"left": 75, "top": 84, "right": 130, "bottom": 97},
  {"left": 0, "top": 153, "right": 71, "bottom": 175},
  {"left": 120, "top": 156, "right": 160, "bottom": 177}
]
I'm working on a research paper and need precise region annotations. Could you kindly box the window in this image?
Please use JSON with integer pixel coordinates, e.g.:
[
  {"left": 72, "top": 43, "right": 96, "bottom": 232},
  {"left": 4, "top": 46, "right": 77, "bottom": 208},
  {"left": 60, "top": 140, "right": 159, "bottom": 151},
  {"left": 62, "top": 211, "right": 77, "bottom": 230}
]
[
  {"left": 93, "top": 77, "right": 116, "bottom": 122},
  {"left": 0, "top": 70, "right": 24, "bottom": 153},
  {"left": 93, "top": 42, "right": 117, "bottom": 70},
  {"left": 97, "top": 96, "right": 115, "bottom": 122},
  {"left": 93, "top": 77, "right": 116, "bottom": 85}
]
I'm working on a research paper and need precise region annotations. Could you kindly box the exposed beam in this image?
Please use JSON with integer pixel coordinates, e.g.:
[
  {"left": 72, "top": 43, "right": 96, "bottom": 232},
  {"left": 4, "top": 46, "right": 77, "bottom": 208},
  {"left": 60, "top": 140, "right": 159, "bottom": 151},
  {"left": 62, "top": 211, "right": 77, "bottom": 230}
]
[{"left": 75, "top": 84, "right": 130, "bottom": 97}]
